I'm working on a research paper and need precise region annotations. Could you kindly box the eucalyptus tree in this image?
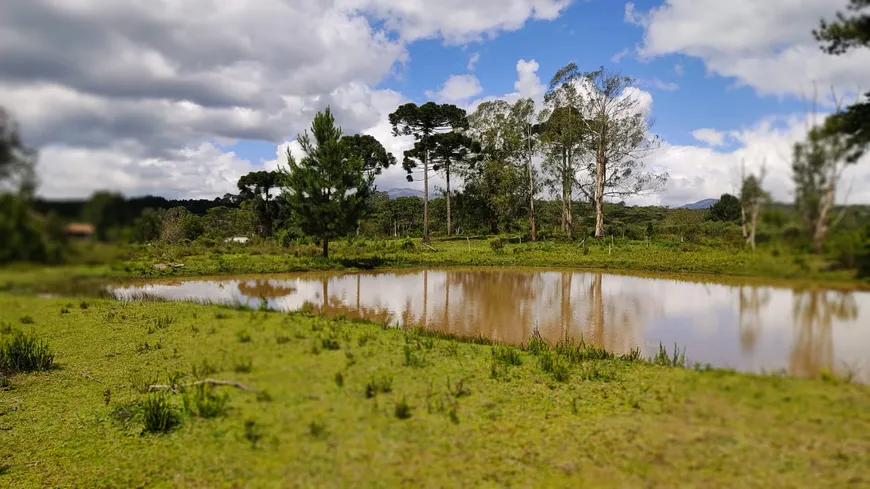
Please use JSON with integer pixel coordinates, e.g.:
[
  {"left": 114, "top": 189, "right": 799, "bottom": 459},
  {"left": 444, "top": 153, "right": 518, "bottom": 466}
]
[
  {"left": 390, "top": 102, "right": 468, "bottom": 243},
  {"left": 281, "top": 107, "right": 374, "bottom": 258},
  {"left": 539, "top": 64, "right": 586, "bottom": 239},
  {"left": 572, "top": 67, "right": 665, "bottom": 239}
]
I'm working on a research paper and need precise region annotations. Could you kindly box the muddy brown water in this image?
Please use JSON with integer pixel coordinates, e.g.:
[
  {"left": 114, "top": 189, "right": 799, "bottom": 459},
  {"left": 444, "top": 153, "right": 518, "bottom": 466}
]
[{"left": 112, "top": 268, "right": 870, "bottom": 382}]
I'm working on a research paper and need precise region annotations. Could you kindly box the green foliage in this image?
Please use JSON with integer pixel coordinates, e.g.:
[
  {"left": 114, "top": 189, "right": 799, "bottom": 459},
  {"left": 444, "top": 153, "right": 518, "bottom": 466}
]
[
  {"left": 82, "top": 191, "right": 127, "bottom": 241},
  {"left": 281, "top": 108, "right": 374, "bottom": 258},
  {"left": 708, "top": 194, "right": 741, "bottom": 222},
  {"left": 814, "top": 0, "right": 870, "bottom": 56},
  {"left": 340, "top": 134, "right": 397, "bottom": 177},
  {"left": 394, "top": 396, "right": 413, "bottom": 420},
  {"left": 0, "top": 193, "right": 67, "bottom": 264},
  {"left": 160, "top": 207, "right": 204, "bottom": 244},
  {"left": 492, "top": 345, "right": 522, "bottom": 366},
  {"left": 141, "top": 393, "right": 181, "bottom": 434},
  {"left": 488, "top": 237, "right": 505, "bottom": 253},
  {"left": 364, "top": 374, "right": 393, "bottom": 398},
  {"left": 0, "top": 329, "right": 54, "bottom": 373}
]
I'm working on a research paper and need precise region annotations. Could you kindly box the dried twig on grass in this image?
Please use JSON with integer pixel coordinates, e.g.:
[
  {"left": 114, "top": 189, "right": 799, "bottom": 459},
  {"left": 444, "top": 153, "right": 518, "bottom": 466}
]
[{"left": 148, "top": 379, "right": 261, "bottom": 394}]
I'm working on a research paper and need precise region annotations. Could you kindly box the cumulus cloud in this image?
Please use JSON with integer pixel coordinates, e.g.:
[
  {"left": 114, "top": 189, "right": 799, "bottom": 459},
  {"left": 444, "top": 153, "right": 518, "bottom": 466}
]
[
  {"left": 642, "top": 78, "right": 680, "bottom": 91},
  {"left": 0, "top": 0, "right": 572, "bottom": 199},
  {"left": 631, "top": 0, "right": 870, "bottom": 99},
  {"left": 691, "top": 128, "right": 727, "bottom": 147},
  {"left": 611, "top": 48, "right": 630, "bottom": 63},
  {"left": 467, "top": 52, "right": 481, "bottom": 71},
  {"left": 425, "top": 75, "right": 484, "bottom": 103}
]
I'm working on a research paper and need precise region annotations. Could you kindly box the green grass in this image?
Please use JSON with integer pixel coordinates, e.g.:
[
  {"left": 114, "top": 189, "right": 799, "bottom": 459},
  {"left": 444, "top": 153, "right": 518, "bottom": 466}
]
[{"left": 1, "top": 294, "right": 869, "bottom": 487}]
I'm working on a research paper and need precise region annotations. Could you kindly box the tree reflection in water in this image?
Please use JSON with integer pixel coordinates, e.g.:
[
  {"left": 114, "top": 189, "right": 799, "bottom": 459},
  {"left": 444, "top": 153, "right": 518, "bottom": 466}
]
[{"left": 790, "top": 288, "right": 858, "bottom": 379}]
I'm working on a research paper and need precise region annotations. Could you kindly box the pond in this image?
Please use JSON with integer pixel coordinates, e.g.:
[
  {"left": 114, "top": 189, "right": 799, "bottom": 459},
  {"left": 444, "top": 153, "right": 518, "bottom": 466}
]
[{"left": 112, "top": 268, "right": 870, "bottom": 382}]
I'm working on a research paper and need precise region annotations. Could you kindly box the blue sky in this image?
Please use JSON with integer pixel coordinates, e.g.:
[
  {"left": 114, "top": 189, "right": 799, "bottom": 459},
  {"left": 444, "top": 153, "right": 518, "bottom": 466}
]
[{"left": 2, "top": 0, "right": 868, "bottom": 205}]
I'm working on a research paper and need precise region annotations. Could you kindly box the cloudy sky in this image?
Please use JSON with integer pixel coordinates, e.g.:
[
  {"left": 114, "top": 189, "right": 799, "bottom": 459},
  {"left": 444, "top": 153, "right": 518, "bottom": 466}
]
[{"left": 2, "top": 0, "right": 869, "bottom": 207}]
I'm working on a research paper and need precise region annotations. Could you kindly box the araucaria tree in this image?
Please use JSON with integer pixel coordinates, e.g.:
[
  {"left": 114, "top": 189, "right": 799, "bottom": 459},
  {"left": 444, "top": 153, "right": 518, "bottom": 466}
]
[
  {"left": 390, "top": 102, "right": 468, "bottom": 243},
  {"left": 428, "top": 131, "right": 478, "bottom": 236},
  {"left": 573, "top": 67, "right": 666, "bottom": 239},
  {"left": 281, "top": 107, "right": 374, "bottom": 258}
]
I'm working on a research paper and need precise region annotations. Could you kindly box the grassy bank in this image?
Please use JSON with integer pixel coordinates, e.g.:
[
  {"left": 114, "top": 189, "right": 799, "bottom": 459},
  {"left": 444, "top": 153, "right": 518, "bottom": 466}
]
[
  {"left": 1, "top": 294, "right": 869, "bottom": 488},
  {"left": 2, "top": 237, "right": 868, "bottom": 294}
]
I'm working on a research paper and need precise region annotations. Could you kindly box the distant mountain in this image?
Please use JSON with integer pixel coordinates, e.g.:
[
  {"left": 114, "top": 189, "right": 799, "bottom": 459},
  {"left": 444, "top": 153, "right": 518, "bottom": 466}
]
[
  {"left": 385, "top": 187, "right": 424, "bottom": 199},
  {"left": 679, "top": 198, "right": 718, "bottom": 210}
]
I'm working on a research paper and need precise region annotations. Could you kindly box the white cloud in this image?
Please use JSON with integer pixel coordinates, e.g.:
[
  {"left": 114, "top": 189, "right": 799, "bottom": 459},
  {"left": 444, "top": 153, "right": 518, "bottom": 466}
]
[
  {"left": 631, "top": 0, "right": 870, "bottom": 99},
  {"left": 642, "top": 78, "right": 680, "bottom": 91},
  {"left": 425, "top": 74, "right": 484, "bottom": 103},
  {"left": 611, "top": 48, "right": 630, "bottom": 63},
  {"left": 0, "top": 0, "right": 572, "bottom": 199},
  {"left": 467, "top": 52, "right": 481, "bottom": 71},
  {"left": 674, "top": 63, "right": 684, "bottom": 76},
  {"left": 691, "top": 128, "right": 726, "bottom": 147}
]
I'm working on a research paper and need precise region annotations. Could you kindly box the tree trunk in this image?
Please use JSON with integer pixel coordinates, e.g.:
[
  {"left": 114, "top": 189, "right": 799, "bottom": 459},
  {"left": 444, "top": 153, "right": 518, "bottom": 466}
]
[
  {"left": 446, "top": 167, "right": 451, "bottom": 237},
  {"left": 594, "top": 152, "right": 606, "bottom": 239},
  {"left": 322, "top": 236, "right": 329, "bottom": 258},
  {"left": 528, "top": 128, "right": 537, "bottom": 242},
  {"left": 748, "top": 203, "right": 760, "bottom": 251},
  {"left": 813, "top": 186, "right": 834, "bottom": 255},
  {"left": 423, "top": 151, "right": 430, "bottom": 244}
]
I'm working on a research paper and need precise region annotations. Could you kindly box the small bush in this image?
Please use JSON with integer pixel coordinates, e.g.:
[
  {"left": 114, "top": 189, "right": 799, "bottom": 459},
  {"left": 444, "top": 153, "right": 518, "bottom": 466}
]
[
  {"left": 334, "top": 371, "right": 344, "bottom": 388},
  {"left": 151, "top": 314, "right": 174, "bottom": 330},
  {"left": 320, "top": 334, "right": 340, "bottom": 351},
  {"left": 183, "top": 384, "right": 229, "bottom": 418},
  {"left": 19, "top": 316, "right": 34, "bottom": 325},
  {"left": 489, "top": 237, "right": 505, "bottom": 253},
  {"left": 309, "top": 420, "right": 328, "bottom": 439},
  {"left": 399, "top": 238, "right": 415, "bottom": 251},
  {"left": 236, "top": 330, "right": 252, "bottom": 343},
  {"left": 142, "top": 393, "right": 181, "bottom": 433},
  {"left": 79, "top": 301, "right": 89, "bottom": 310},
  {"left": 523, "top": 330, "right": 550, "bottom": 356},
  {"left": 244, "top": 420, "right": 262, "bottom": 449},
  {"left": 0, "top": 330, "right": 55, "bottom": 373},
  {"left": 538, "top": 352, "right": 570, "bottom": 382}
]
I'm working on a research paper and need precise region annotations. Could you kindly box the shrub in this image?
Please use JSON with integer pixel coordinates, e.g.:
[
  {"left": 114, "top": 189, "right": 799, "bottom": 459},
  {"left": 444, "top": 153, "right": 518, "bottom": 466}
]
[
  {"left": 489, "top": 237, "right": 505, "bottom": 253},
  {"left": 0, "top": 330, "right": 54, "bottom": 373},
  {"left": 394, "top": 396, "right": 413, "bottom": 420},
  {"left": 142, "top": 393, "right": 181, "bottom": 433},
  {"left": 399, "top": 238, "right": 415, "bottom": 251},
  {"left": 365, "top": 374, "right": 393, "bottom": 398}
]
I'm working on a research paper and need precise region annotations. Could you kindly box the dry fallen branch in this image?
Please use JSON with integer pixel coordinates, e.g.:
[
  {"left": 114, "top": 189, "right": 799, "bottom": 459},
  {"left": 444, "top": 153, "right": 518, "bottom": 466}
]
[
  {"left": 80, "top": 371, "right": 103, "bottom": 384},
  {"left": 148, "top": 379, "right": 261, "bottom": 394}
]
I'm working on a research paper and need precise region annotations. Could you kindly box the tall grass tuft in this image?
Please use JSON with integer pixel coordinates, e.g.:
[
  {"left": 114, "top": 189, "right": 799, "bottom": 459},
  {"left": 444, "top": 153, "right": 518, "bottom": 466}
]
[
  {"left": 394, "top": 396, "right": 413, "bottom": 419},
  {"left": 523, "top": 330, "right": 550, "bottom": 355},
  {"left": 651, "top": 343, "right": 687, "bottom": 368},
  {"left": 183, "top": 384, "right": 229, "bottom": 418},
  {"left": 538, "top": 351, "right": 570, "bottom": 382},
  {"left": 142, "top": 393, "right": 181, "bottom": 433},
  {"left": 0, "top": 330, "right": 55, "bottom": 373}
]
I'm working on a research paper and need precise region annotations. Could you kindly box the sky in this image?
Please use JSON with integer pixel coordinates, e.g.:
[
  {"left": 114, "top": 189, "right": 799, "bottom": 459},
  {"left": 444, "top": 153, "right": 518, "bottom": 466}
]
[{"left": 2, "top": 0, "right": 869, "bottom": 207}]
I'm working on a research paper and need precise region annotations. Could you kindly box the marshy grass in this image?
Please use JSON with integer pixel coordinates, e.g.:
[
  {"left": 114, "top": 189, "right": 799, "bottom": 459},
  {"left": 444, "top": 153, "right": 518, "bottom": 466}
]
[
  {"left": 0, "top": 329, "right": 55, "bottom": 373},
  {"left": 141, "top": 393, "right": 181, "bottom": 434},
  {"left": 537, "top": 351, "right": 570, "bottom": 382},
  {"left": 651, "top": 343, "right": 687, "bottom": 368},
  {"left": 492, "top": 345, "right": 523, "bottom": 366}
]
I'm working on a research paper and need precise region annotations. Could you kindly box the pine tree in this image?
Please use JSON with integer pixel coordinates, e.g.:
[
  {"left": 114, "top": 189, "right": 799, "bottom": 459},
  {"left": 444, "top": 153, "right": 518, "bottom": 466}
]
[{"left": 281, "top": 108, "right": 374, "bottom": 258}]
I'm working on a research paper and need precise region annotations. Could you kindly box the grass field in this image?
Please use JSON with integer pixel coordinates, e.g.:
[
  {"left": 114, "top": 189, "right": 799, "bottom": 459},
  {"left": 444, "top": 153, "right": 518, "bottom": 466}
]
[{"left": 2, "top": 295, "right": 869, "bottom": 488}]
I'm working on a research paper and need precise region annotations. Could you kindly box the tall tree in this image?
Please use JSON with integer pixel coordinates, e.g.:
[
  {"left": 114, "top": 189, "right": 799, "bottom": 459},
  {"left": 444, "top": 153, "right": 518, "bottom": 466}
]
[
  {"left": 573, "top": 67, "right": 666, "bottom": 239},
  {"left": 340, "top": 134, "right": 398, "bottom": 178},
  {"left": 281, "top": 107, "right": 374, "bottom": 258},
  {"left": 814, "top": 1, "right": 870, "bottom": 162},
  {"left": 793, "top": 126, "right": 851, "bottom": 254},
  {"left": 540, "top": 64, "right": 586, "bottom": 239},
  {"left": 81, "top": 191, "right": 127, "bottom": 241},
  {"left": 0, "top": 107, "right": 36, "bottom": 193},
  {"left": 428, "top": 131, "right": 478, "bottom": 236},
  {"left": 390, "top": 102, "right": 467, "bottom": 243},
  {"left": 739, "top": 163, "right": 769, "bottom": 252},
  {"left": 708, "top": 193, "right": 741, "bottom": 222},
  {"left": 510, "top": 98, "right": 541, "bottom": 241}
]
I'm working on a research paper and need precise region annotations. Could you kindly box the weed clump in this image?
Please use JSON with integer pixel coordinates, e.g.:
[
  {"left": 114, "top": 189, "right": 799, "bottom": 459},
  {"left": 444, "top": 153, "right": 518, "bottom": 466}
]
[
  {"left": 233, "top": 358, "right": 253, "bottom": 373},
  {"left": 183, "top": 384, "right": 229, "bottom": 418},
  {"left": 538, "top": 352, "right": 570, "bottom": 382},
  {"left": 236, "top": 330, "right": 252, "bottom": 343},
  {"left": 365, "top": 374, "right": 393, "bottom": 398},
  {"left": 0, "top": 330, "right": 54, "bottom": 373},
  {"left": 394, "top": 396, "right": 413, "bottom": 420},
  {"left": 652, "top": 343, "right": 687, "bottom": 368},
  {"left": 492, "top": 346, "right": 523, "bottom": 366},
  {"left": 244, "top": 420, "right": 262, "bottom": 449},
  {"left": 19, "top": 316, "right": 34, "bottom": 325},
  {"left": 142, "top": 393, "right": 181, "bottom": 433}
]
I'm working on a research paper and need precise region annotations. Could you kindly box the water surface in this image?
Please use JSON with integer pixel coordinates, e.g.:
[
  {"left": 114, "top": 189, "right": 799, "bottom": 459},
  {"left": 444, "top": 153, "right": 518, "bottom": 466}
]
[{"left": 112, "top": 269, "right": 870, "bottom": 382}]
